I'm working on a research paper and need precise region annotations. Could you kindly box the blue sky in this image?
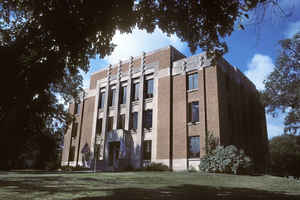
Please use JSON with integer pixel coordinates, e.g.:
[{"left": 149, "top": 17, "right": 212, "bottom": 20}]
[{"left": 84, "top": 0, "right": 300, "bottom": 139}]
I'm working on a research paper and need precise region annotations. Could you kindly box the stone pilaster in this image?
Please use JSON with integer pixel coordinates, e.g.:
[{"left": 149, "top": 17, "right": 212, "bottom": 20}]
[
  {"left": 135, "top": 52, "right": 146, "bottom": 167},
  {"left": 113, "top": 61, "right": 122, "bottom": 129},
  {"left": 101, "top": 65, "right": 111, "bottom": 163}
]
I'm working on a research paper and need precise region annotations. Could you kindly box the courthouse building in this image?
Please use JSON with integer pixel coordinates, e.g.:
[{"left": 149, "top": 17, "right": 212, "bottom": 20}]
[{"left": 61, "top": 46, "right": 268, "bottom": 171}]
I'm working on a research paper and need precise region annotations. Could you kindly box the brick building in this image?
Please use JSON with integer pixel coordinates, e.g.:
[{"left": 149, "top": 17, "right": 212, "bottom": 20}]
[{"left": 61, "top": 46, "right": 269, "bottom": 171}]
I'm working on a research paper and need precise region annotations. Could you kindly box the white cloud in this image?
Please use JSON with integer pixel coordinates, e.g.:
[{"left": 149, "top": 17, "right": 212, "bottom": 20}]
[
  {"left": 105, "top": 27, "right": 186, "bottom": 64},
  {"left": 266, "top": 113, "right": 285, "bottom": 139},
  {"left": 284, "top": 21, "right": 300, "bottom": 38},
  {"left": 245, "top": 54, "right": 275, "bottom": 91}
]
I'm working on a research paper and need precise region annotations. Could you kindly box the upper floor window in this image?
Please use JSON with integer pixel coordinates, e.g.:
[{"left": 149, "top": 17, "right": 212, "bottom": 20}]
[
  {"left": 145, "top": 79, "right": 154, "bottom": 99},
  {"left": 188, "top": 101, "right": 199, "bottom": 123},
  {"left": 120, "top": 85, "right": 127, "bottom": 104},
  {"left": 108, "top": 117, "right": 114, "bottom": 131},
  {"left": 144, "top": 109, "right": 153, "bottom": 129},
  {"left": 188, "top": 136, "right": 200, "bottom": 158},
  {"left": 109, "top": 88, "right": 116, "bottom": 107},
  {"left": 187, "top": 73, "right": 198, "bottom": 90},
  {"left": 118, "top": 114, "right": 126, "bottom": 129},
  {"left": 132, "top": 81, "right": 140, "bottom": 101},
  {"left": 143, "top": 140, "right": 152, "bottom": 160},
  {"left": 131, "top": 112, "right": 138, "bottom": 130},
  {"left": 68, "top": 146, "right": 76, "bottom": 162},
  {"left": 96, "top": 118, "right": 102, "bottom": 135},
  {"left": 71, "top": 122, "right": 78, "bottom": 138},
  {"left": 98, "top": 91, "right": 105, "bottom": 109},
  {"left": 74, "top": 102, "right": 80, "bottom": 114}
]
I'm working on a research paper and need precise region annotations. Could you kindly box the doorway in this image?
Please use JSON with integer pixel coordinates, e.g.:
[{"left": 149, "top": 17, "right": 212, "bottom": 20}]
[{"left": 108, "top": 142, "right": 120, "bottom": 167}]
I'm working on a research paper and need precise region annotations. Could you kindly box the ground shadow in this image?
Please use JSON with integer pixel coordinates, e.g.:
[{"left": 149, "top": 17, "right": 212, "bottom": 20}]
[
  {"left": 73, "top": 185, "right": 300, "bottom": 200},
  {"left": 0, "top": 174, "right": 299, "bottom": 200}
]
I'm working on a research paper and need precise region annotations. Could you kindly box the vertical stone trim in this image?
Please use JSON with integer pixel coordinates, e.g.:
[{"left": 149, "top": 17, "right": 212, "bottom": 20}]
[
  {"left": 125, "top": 57, "right": 133, "bottom": 131},
  {"left": 90, "top": 85, "right": 100, "bottom": 157},
  {"left": 101, "top": 64, "right": 111, "bottom": 163},
  {"left": 113, "top": 61, "right": 122, "bottom": 129},
  {"left": 136, "top": 52, "right": 146, "bottom": 167}
]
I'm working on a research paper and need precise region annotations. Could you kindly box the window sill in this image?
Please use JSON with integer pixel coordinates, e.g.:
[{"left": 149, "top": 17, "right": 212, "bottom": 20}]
[
  {"left": 144, "top": 98, "right": 153, "bottom": 103},
  {"left": 187, "top": 88, "right": 198, "bottom": 93},
  {"left": 188, "top": 158, "right": 200, "bottom": 161},
  {"left": 187, "top": 122, "right": 200, "bottom": 126},
  {"left": 130, "top": 129, "right": 137, "bottom": 134},
  {"left": 132, "top": 100, "right": 139, "bottom": 106},
  {"left": 143, "top": 128, "right": 152, "bottom": 133}
]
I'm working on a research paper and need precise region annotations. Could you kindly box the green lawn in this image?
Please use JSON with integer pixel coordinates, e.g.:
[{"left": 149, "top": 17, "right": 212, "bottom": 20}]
[{"left": 0, "top": 171, "right": 300, "bottom": 200}]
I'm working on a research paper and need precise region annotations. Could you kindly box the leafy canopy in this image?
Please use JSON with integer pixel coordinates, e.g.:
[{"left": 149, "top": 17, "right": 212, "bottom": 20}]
[
  {"left": 0, "top": 0, "right": 274, "bottom": 169},
  {"left": 263, "top": 32, "right": 300, "bottom": 135}
]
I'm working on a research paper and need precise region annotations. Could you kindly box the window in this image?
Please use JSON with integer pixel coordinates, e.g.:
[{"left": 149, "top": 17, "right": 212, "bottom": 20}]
[
  {"left": 108, "top": 117, "right": 114, "bottom": 131},
  {"left": 96, "top": 119, "right": 102, "bottom": 135},
  {"left": 188, "top": 102, "right": 199, "bottom": 122},
  {"left": 68, "top": 146, "right": 75, "bottom": 162},
  {"left": 188, "top": 136, "right": 200, "bottom": 158},
  {"left": 187, "top": 73, "right": 198, "bottom": 90},
  {"left": 74, "top": 102, "right": 80, "bottom": 114},
  {"left": 144, "top": 109, "right": 153, "bottom": 129},
  {"left": 71, "top": 122, "right": 78, "bottom": 138},
  {"left": 143, "top": 140, "right": 152, "bottom": 160},
  {"left": 131, "top": 112, "right": 138, "bottom": 130},
  {"left": 109, "top": 88, "right": 116, "bottom": 106},
  {"left": 145, "top": 79, "right": 154, "bottom": 98},
  {"left": 118, "top": 114, "right": 126, "bottom": 129},
  {"left": 120, "top": 85, "right": 127, "bottom": 104},
  {"left": 132, "top": 82, "right": 140, "bottom": 101},
  {"left": 98, "top": 91, "right": 105, "bottom": 109}
]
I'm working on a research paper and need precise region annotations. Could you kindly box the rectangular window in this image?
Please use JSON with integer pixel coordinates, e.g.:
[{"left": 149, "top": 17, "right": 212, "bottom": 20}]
[
  {"left": 118, "top": 114, "right": 126, "bottom": 129},
  {"left": 132, "top": 82, "right": 140, "bottom": 101},
  {"left": 96, "top": 119, "right": 102, "bottom": 135},
  {"left": 145, "top": 79, "right": 154, "bottom": 99},
  {"left": 144, "top": 109, "right": 153, "bottom": 129},
  {"left": 74, "top": 102, "right": 80, "bottom": 114},
  {"left": 143, "top": 140, "right": 152, "bottom": 160},
  {"left": 188, "top": 136, "right": 200, "bottom": 158},
  {"left": 188, "top": 101, "right": 199, "bottom": 122},
  {"left": 109, "top": 88, "right": 116, "bottom": 106},
  {"left": 108, "top": 117, "right": 114, "bottom": 131},
  {"left": 68, "top": 146, "right": 75, "bottom": 162},
  {"left": 71, "top": 122, "right": 78, "bottom": 138},
  {"left": 120, "top": 85, "right": 127, "bottom": 104},
  {"left": 98, "top": 91, "right": 105, "bottom": 109},
  {"left": 131, "top": 112, "right": 138, "bottom": 130},
  {"left": 187, "top": 73, "right": 198, "bottom": 90}
]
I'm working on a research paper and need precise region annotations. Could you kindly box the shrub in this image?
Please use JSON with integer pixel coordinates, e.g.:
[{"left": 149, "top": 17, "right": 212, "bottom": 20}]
[
  {"left": 61, "top": 165, "right": 90, "bottom": 172},
  {"left": 269, "top": 135, "right": 300, "bottom": 177},
  {"left": 199, "top": 145, "right": 253, "bottom": 175},
  {"left": 142, "top": 162, "right": 170, "bottom": 171}
]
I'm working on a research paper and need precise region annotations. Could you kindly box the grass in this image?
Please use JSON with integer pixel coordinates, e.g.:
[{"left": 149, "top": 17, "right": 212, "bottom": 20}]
[{"left": 0, "top": 171, "right": 300, "bottom": 200}]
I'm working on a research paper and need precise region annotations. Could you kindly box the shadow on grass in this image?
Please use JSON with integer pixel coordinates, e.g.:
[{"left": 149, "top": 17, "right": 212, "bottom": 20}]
[
  {"left": 74, "top": 185, "right": 300, "bottom": 200},
  {"left": 0, "top": 175, "right": 299, "bottom": 200}
]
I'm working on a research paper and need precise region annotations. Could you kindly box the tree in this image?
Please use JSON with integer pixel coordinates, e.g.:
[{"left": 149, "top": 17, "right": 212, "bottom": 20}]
[
  {"left": 269, "top": 134, "right": 300, "bottom": 177},
  {"left": 0, "top": 0, "right": 275, "bottom": 169},
  {"left": 263, "top": 32, "right": 300, "bottom": 135}
]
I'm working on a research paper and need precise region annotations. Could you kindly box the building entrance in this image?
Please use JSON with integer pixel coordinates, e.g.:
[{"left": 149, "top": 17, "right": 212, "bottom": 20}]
[{"left": 108, "top": 142, "right": 120, "bottom": 167}]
